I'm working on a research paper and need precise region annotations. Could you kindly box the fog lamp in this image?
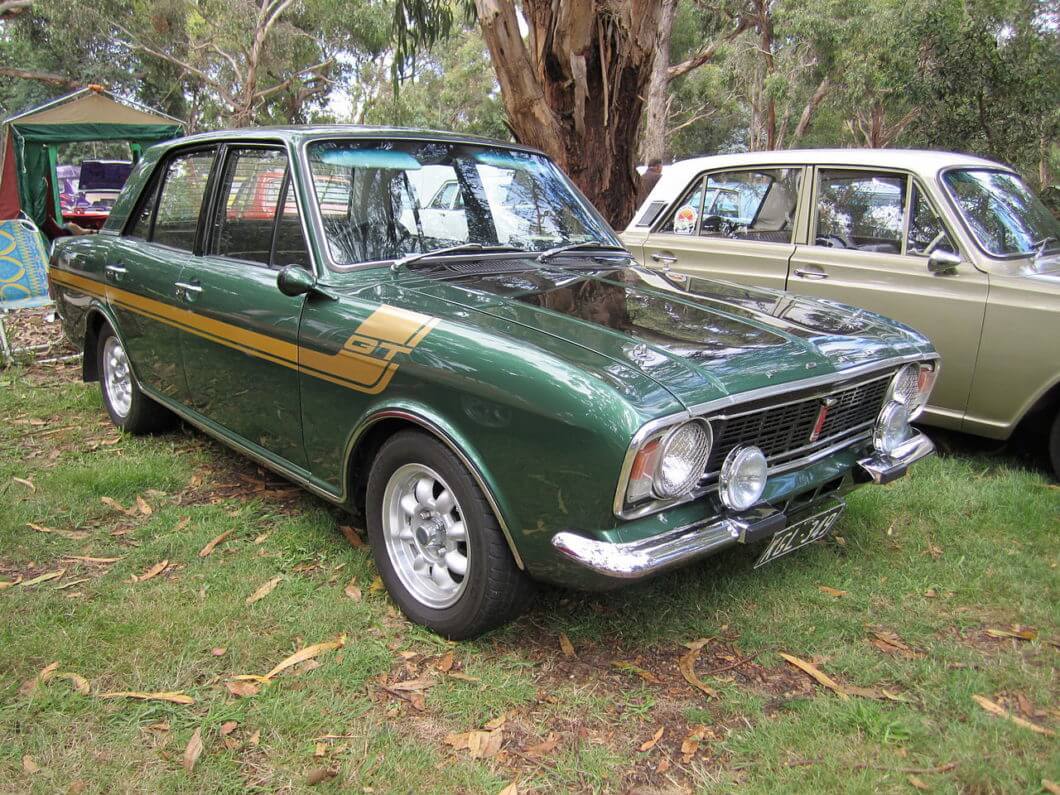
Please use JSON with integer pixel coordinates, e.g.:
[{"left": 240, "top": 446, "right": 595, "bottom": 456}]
[
  {"left": 719, "top": 445, "right": 768, "bottom": 511},
  {"left": 873, "top": 401, "right": 911, "bottom": 455}
]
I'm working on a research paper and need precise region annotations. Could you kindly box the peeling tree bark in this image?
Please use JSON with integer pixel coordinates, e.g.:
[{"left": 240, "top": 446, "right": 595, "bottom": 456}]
[{"left": 474, "top": 0, "right": 663, "bottom": 228}]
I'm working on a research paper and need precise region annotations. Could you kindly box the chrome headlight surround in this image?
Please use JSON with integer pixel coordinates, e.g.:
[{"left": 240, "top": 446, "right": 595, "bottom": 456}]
[
  {"left": 622, "top": 419, "right": 713, "bottom": 508},
  {"left": 873, "top": 401, "right": 911, "bottom": 455},
  {"left": 885, "top": 362, "right": 938, "bottom": 420},
  {"left": 718, "top": 445, "right": 768, "bottom": 511}
]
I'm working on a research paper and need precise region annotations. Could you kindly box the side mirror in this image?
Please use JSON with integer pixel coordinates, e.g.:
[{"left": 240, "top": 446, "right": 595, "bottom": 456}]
[
  {"left": 927, "top": 249, "right": 961, "bottom": 275},
  {"left": 276, "top": 264, "right": 317, "bottom": 297}
]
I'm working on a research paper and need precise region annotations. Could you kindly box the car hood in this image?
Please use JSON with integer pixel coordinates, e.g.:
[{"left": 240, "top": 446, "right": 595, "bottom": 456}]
[{"left": 396, "top": 259, "right": 932, "bottom": 410}]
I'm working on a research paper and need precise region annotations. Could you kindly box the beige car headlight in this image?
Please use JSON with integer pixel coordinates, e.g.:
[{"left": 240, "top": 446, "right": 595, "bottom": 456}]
[{"left": 886, "top": 362, "right": 938, "bottom": 420}]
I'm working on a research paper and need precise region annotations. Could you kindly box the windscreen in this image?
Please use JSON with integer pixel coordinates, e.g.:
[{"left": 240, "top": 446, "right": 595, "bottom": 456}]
[
  {"left": 943, "top": 169, "right": 1059, "bottom": 257},
  {"left": 305, "top": 140, "right": 618, "bottom": 266}
]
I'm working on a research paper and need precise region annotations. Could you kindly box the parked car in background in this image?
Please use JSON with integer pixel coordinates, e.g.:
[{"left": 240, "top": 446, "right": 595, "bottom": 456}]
[
  {"left": 51, "top": 129, "right": 938, "bottom": 638},
  {"left": 622, "top": 150, "right": 1060, "bottom": 477}
]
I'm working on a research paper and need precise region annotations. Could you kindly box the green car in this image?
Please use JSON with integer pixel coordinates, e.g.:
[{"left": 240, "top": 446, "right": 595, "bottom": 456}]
[{"left": 49, "top": 128, "right": 938, "bottom": 638}]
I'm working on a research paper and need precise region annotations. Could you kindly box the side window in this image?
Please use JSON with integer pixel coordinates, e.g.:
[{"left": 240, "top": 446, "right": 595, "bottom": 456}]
[
  {"left": 906, "top": 183, "right": 955, "bottom": 256},
  {"left": 126, "top": 174, "right": 159, "bottom": 239},
  {"left": 815, "top": 169, "right": 907, "bottom": 253},
  {"left": 428, "top": 181, "right": 458, "bottom": 209},
  {"left": 211, "top": 148, "right": 288, "bottom": 265},
  {"left": 659, "top": 177, "right": 706, "bottom": 235},
  {"left": 273, "top": 177, "right": 312, "bottom": 270},
  {"left": 151, "top": 149, "right": 216, "bottom": 251},
  {"left": 700, "top": 168, "right": 802, "bottom": 243}
]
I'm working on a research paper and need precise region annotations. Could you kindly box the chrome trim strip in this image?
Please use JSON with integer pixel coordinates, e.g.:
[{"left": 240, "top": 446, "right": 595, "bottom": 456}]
[
  {"left": 613, "top": 352, "right": 938, "bottom": 520},
  {"left": 708, "top": 371, "right": 892, "bottom": 422},
  {"left": 343, "top": 409, "right": 525, "bottom": 569}
]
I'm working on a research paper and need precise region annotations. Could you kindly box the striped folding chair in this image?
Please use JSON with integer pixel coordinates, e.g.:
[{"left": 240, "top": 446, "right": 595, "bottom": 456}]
[{"left": 0, "top": 217, "right": 54, "bottom": 363}]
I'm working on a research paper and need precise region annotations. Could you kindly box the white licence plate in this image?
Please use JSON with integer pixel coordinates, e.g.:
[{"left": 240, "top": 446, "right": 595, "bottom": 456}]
[{"left": 753, "top": 503, "right": 844, "bottom": 569}]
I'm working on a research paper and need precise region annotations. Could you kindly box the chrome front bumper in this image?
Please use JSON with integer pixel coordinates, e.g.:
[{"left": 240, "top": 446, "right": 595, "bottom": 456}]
[{"left": 551, "top": 430, "right": 934, "bottom": 581}]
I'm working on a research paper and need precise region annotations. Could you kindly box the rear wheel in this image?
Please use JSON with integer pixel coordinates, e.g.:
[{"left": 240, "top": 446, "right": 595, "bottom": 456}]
[
  {"left": 96, "top": 325, "right": 175, "bottom": 434},
  {"left": 366, "top": 430, "right": 534, "bottom": 639},
  {"left": 1049, "top": 409, "right": 1060, "bottom": 481}
]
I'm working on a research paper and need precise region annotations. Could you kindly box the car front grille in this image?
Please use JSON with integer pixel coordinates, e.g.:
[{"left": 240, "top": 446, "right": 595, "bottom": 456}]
[{"left": 703, "top": 373, "right": 891, "bottom": 475}]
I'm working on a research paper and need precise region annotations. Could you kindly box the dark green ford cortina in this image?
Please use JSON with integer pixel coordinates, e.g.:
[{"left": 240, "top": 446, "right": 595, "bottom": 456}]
[{"left": 49, "top": 127, "right": 939, "bottom": 638}]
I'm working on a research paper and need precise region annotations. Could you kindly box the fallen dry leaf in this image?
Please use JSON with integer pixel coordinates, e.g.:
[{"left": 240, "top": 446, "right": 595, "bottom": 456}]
[
  {"left": 212, "top": 647, "right": 226, "bottom": 657},
  {"left": 972, "top": 694, "right": 1054, "bottom": 736},
  {"left": 220, "top": 721, "right": 239, "bottom": 736},
  {"left": 525, "top": 734, "right": 558, "bottom": 756},
  {"left": 22, "top": 755, "right": 39, "bottom": 774},
  {"left": 446, "top": 729, "right": 504, "bottom": 759},
  {"left": 484, "top": 713, "right": 507, "bottom": 731},
  {"left": 870, "top": 630, "right": 922, "bottom": 659},
  {"left": 55, "top": 672, "right": 91, "bottom": 695},
  {"left": 63, "top": 555, "right": 121, "bottom": 564},
  {"left": 388, "top": 678, "right": 437, "bottom": 692},
  {"left": 680, "top": 725, "right": 709, "bottom": 761},
  {"left": 639, "top": 726, "right": 665, "bottom": 752},
  {"left": 306, "top": 767, "right": 338, "bottom": 785},
  {"left": 26, "top": 523, "right": 89, "bottom": 541},
  {"left": 68, "top": 779, "right": 87, "bottom": 793},
  {"left": 678, "top": 647, "right": 717, "bottom": 697},
  {"left": 683, "top": 637, "right": 713, "bottom": 651},
  {"left": 314, "top": 742, "right": 327, "bottom": 757},
  {"left": 13, "top": 476, "right": 36, "bottom": 492},
  {"left": 497, "top": 782, "right": 519, "bottom": 795},
  {"left": 22, "top": 569, "right": 65, "bottom": 587},
  {"left": 133, "top": 560, "right": 169, "bottom": 583},
  {"left": 100, "top": 496, "right": 133, "bottom": 515},
  {"left": 246, "top": 575, "right": 283, "bottom": 605},
  {"left": 369, "top": 576, "right": 385, "bottom": 593},
  {"left": 99, "top": 691, "right": 195, "bottom": 705},
  {"left": 985, "top": 627, "right": 1037, "bottom": 641},
  {"left": 434, "top": 651, "right": 455, "bottom": 672},
  {"left": 136, "top": 496, "right": 153, "bottom": 516},
  {"left": 780, "top": 653, "right": 850, "bottom": 700},
  {"left": 174, "top": 517, "right": 191, "bottom": 532},
  {"left": 343, "top": 577, "right": 362, "bottom": 601},
  {"left": 908, "top": 775, "right": 930, "bottom": 791},
  {"left": 612, "top": 660, "right": 662, "bottom": 684},
  {"left": 448, "top": 671, "right": 480, "bottom": 683},
  {"left": 339, "top": 525, "right": 366, "bottom": 548},
  {"left": 1042, "top": 779, "right": 1060, "bottom": 795},
  {"left": 20, "top": 661, "right": 59, "bottom": 696},
  {"left": 183, "top": 727, "right": 204, "bottom": 774},
  {"left": 558, "top": 632, "right": 576, "bottom": 658},
  {"left": 226, "top": 681, "right": 260, "bottom": 698},
  {"left": 818, "top": 585, "right": 848, "bottom": 597},
  {"left": 198, "top": 530, "right": 232, "bottom": 558},
  {"left": 0, "top": 576, "right": 22, "bottom": 590}
]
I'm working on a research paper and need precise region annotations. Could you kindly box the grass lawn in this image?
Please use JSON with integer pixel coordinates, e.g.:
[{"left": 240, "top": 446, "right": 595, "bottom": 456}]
[{"left": 1, "top": 360, "right": 1057, "bottom": 794}]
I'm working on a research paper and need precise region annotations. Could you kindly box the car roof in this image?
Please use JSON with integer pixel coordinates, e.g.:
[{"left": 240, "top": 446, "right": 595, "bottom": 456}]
[
  {"left": 651, "top": 148, "right": 1012, "bottom": 198},
  {"left": 156, "top": 125, "right": 544, "bottom": 156}
]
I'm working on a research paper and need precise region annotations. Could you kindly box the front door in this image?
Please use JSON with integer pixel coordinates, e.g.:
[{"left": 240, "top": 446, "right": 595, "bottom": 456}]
[
  {"left": 640, "top": 166, "right": 805, "bottom": 291},
  {"left": 106, "top": 146, "right": 218, "bottom": 404},
  {"left": 787, "top": 168, "right": 989, "bottom": 424},
  {"left": 178, "top": 144, "right": 314, "bottom": 469}
]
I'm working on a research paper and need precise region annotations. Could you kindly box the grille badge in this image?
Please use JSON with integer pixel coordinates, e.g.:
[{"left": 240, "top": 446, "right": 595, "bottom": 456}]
[{"left": 808, "top": 396, "right": 838, "bottom": 443}]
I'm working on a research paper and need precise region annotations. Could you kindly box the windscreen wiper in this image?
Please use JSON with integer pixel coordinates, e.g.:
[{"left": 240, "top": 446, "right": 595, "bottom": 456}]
[
  {"left": 536, "top": 242, "right": 630, "bottom": 262},
  {"left": 1033, "top": 235, "right": 1058, "bottom": 261},
  {"left": 391, "top": 243, "right": 522, "bottom": 272}
]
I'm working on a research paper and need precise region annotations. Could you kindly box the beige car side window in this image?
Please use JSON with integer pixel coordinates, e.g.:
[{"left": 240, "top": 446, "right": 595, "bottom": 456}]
[
  {"left": 659, "top": 177, "right": 706, "bottom": 235},
  {"left": 906, "top": 183, "right": 956, "bottom": 256},
  {"left": 700, "top": 169, "right": 802, "bottom": 243},
  {"left": 815, "top": 169, "right": 907, "bottom": 254}
]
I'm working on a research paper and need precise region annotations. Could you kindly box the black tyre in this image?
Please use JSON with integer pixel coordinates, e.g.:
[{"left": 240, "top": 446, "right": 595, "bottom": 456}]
[
  {"left": 96, "top": 324, "right": 175, "bottom": 434},
  {"left": 366, "top": 430, "right": 534, "bottom": 639},
  {"left": 1049, "top": 409, "right": 1060, "bottom": 482}
]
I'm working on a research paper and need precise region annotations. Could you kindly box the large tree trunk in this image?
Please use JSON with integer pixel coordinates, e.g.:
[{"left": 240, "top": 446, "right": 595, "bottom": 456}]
[
  {"left": 474, "top": 0, "right": 662, "bottom": 228},
  {"left": 640, "top": 0, "right": 679, "bottom": 165}
]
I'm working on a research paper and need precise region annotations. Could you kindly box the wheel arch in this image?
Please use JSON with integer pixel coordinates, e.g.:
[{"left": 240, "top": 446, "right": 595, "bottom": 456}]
[
  {"left": 81, "top": 304, "right": 120, "bottom": 383},
  {"left": 1015, "top": 377, "right": 1060, "bottom": 433},
  {"left": 343, "top": 407, "right": 525, "bottom": 569}
]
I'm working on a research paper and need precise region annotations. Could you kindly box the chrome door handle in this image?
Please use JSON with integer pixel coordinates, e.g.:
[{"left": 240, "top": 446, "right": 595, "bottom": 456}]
[
  {"left": 793, "top": 267, "right": 828, "bottom": 280},
  {"left": 174, "top": 281, "right": 203, "bottom": 301},
  {"left": 104, "top": 263, "right": 127, "bottom": 281},
  {"left": 651, "top": 253, "right": 678, "bottom": 264}
]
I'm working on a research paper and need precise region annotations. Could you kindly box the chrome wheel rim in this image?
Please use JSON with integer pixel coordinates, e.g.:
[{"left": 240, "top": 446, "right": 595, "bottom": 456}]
[
  {"left": 102, "top": 336, "right": 133, "bottom": 419},
  {"left": 382, "top": 463, "right": 469, "bottom": 609}
]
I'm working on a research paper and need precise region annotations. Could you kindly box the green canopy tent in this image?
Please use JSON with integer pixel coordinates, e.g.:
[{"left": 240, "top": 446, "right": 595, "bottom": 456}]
[{"left": 0, "top": 86, "right": 184, "bottom": 230}]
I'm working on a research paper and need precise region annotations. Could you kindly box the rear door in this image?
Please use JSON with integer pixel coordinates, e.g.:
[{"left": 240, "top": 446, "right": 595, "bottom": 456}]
[
  {"left": 787, "top": 167, "right": 989, "bottom": 423},
  {"left": 106, "top": 146, "right": 217, "bottom": 404},
  {"left": 640, "top": 166, "right": 805, "bottom": 290},
  {"left": 178, "top": 143, "right": 314, "bottom": 469}
]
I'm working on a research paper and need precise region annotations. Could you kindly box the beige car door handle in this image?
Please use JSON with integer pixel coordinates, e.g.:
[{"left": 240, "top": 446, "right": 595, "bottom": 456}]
[
  {"left": 793, "top": 267, "right": 828, "bottom": 280},
  {"left": 651, "top": 253, "right": 678, "bottom": 265}
]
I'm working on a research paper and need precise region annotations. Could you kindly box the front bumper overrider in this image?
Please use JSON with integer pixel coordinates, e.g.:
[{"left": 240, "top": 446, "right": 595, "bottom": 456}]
[{"left": 550, "top": 430, "right": 935, "bottom": 581}]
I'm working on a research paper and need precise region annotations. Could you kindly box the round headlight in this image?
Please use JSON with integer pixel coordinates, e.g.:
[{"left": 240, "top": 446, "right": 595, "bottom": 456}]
[
  {"left": 653, "top": 420, "right": 713, "bottom": 499},
  {"left": 874, "top": 401, "right": 911, "bottom": 455},
  {"left": 719, "top": 445, "right": 768, "bottom": 511},
  {"left": 888, "top": 364, "right": 920, "bottom": 408}
]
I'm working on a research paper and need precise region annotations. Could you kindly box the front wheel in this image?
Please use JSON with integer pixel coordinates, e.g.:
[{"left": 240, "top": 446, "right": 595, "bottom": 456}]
[
  {"left": 366, "top": 430, "right": 534, "bottom": 639},
  {"left": 96, "top": 324, "right": 175, "bottom": 434}
]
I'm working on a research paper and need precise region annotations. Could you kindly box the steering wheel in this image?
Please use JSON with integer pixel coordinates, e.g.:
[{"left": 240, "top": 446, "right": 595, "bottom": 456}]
[
  {"left": 702, "top": 215, "right": 741, "bottom": 237},
  {"left": 815, "top": 234, "right": 849, "bottom": 248}
]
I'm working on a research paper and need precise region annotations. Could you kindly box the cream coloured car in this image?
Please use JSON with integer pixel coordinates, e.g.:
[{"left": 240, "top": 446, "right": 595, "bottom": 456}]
[{"left": 621, "top": 150, "right": 1060, "bottom": 476}]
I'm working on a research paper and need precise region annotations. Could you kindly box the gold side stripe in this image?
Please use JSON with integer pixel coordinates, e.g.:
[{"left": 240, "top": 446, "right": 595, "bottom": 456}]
[{"left": 49, "top": 269, "right": 436, "bottom": 394}]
